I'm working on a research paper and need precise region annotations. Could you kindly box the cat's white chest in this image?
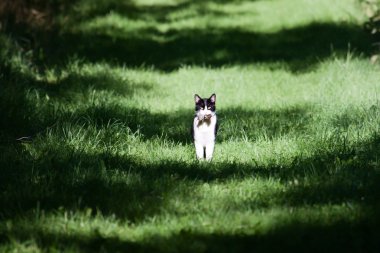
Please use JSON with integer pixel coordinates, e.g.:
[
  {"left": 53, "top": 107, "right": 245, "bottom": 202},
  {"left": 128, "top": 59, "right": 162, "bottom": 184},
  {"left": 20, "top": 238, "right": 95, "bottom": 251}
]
[{"left": 193, "top": 116, "right": 217, "bottom": 146}]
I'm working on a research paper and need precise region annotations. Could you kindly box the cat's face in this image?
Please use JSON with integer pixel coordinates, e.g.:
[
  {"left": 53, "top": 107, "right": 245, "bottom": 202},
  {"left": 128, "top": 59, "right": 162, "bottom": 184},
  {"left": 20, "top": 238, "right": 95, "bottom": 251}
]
[{"left": 194, "top": 94, "right": 216, "bottom": 120}]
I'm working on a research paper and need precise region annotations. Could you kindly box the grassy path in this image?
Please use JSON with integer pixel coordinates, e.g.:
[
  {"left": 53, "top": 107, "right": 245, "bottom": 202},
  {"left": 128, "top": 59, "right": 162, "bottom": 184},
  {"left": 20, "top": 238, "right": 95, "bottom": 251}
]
[{"left": 1, "top": 0, "right": 380, "bottom": 252}]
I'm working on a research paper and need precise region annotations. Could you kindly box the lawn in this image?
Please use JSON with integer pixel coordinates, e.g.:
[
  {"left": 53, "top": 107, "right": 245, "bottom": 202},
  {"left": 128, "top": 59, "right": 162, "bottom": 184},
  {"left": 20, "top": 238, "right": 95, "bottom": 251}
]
[{"left": 1, "top": 0, "right": 380, "bottom": 252}]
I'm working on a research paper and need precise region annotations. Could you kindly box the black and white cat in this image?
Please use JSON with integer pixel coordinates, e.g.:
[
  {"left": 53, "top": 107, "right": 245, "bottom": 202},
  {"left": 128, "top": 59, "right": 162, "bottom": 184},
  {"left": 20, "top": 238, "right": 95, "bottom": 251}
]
[{"left": 192, "top": 94, "right": 218, "bottom": 161}]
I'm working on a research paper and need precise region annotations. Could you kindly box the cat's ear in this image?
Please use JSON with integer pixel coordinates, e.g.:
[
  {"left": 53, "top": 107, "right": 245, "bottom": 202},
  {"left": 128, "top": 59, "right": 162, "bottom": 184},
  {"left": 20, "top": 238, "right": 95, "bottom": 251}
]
[
  {"left": 194, "top": 94, "right": 202, "bottom": 103},
  {"left": 209, "top": 93, "right": 216, "bottom": 103}
]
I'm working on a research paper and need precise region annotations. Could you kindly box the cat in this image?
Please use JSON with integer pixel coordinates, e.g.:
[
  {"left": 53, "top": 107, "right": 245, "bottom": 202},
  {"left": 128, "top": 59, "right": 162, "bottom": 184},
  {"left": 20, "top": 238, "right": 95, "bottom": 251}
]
[{"left": 191, "top": 93, "right": 218, "bottom": 161}]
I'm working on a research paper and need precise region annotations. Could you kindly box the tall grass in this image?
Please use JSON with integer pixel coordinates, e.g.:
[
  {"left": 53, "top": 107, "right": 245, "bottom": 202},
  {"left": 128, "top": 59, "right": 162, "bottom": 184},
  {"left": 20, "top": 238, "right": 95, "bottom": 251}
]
[{"left": 1, "top": 0, "right": 380, "bottom": 252}]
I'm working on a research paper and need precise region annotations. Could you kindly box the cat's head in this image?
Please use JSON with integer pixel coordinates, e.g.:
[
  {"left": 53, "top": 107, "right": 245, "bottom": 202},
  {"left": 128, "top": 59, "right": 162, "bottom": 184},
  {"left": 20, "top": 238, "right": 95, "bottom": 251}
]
[{"left": 194, "top": 93, "right": 216, "bottom": 120}]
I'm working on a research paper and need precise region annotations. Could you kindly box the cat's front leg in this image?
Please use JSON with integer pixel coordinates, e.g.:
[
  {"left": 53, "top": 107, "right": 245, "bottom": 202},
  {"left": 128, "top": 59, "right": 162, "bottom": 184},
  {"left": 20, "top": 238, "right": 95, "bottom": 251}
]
[
  {"left": 205, "top": 142, "right": 215, "bottom": 161},
  {"left": 194, "top": 141, "right": 205, "bottom": 160}
]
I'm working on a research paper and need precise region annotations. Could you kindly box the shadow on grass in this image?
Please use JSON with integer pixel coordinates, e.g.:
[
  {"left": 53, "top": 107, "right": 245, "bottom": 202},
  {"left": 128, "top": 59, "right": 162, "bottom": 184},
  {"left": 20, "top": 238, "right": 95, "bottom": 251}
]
[
  {"left": 45, "top": 70, "right": 154, "bottom": 96},
  {"left": 1, "top": 133, "right": 380, "bottom": 220},
  {"left": 60, "top": 0, "right": 228, "bottom": 23},
  {"left": 55, "top": 104, "right": 313, "bottom": 144},
  {"left": 0, "top": 142, "right": 174, "bottom": 221},
  {"left": 51, "top": 22, "right": 371, "bottom": 71},
  {"left": 0, "top": 67, "right": 153, "bottom": 139},
  {"left": 40, "top": 0, "right": 371, "bottom": 71},
  {"left": 0, "top": 63, "right": 314, "bottom": 143},
  {"left": 1, "top": 69, "right": 379, "bottom": 222},
  {"left": 1, "top": 0, "right": 372, "bottom": 71},
  {"left": 2, "top": 203, "right": 380, "bottom": 253},
  {"left": 0, "top": 103, "right": 314, "bottom": 220},
  {"left": 1, "top": 108, "right": 380, "bottom": 251}
]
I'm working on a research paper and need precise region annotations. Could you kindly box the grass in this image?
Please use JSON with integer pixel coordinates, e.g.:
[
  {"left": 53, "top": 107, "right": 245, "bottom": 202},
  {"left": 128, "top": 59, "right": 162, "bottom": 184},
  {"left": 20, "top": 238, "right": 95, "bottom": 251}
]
[{"left": 1, "top": 0, "right": 380, "bottom": 252}]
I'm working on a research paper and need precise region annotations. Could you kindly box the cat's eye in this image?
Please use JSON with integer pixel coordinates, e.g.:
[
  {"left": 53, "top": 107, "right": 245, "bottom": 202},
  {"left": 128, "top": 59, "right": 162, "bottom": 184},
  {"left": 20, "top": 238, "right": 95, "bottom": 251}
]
[{"left": 207, "top": 107, "right": 211, "bottom": 110}]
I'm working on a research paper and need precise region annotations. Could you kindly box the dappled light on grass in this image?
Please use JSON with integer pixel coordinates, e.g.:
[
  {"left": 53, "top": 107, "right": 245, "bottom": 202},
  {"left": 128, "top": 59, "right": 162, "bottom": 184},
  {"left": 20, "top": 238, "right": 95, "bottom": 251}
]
[
  {"left": 16, "top": 0, "right": 368, "bottom": 70},
  {"left": 1, "top": 0, "right": 380, "bottom": 252},
  {"left": 55, "top": 22, "right": 371, "bottom": 71},
  {"left": 1, "top": 56, "right": 380, "bottom": 251}
]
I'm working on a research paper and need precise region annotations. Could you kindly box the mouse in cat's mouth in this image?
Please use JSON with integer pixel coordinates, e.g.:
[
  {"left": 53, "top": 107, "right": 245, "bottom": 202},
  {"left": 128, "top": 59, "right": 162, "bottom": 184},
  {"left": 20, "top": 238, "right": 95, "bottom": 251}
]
[{"left": 203, "top": 114, "right": 212, "bottom": 120}]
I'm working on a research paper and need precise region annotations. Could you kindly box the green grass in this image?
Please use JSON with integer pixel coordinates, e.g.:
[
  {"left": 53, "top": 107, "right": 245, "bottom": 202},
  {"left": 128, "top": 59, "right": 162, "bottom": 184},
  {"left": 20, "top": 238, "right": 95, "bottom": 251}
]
[{"left": 1, "top": 0, "right": 380, "bottom": 252}]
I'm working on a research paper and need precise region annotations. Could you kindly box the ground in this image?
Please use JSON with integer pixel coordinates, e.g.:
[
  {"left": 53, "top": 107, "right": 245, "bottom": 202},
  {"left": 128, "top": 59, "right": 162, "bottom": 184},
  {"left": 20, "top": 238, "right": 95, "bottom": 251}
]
[{"left": 0, "top": 0, "right": 380, "bottom": 252}]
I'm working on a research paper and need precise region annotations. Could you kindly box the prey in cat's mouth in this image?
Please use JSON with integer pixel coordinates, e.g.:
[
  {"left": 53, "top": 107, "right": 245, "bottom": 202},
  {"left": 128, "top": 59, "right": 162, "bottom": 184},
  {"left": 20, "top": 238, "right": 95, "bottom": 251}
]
[
  {"left": 202, "top": 114, "right": 212, "bottom": 120},
  {"left": 191, "top": 94, "right": 218, "bottom": 161}
]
